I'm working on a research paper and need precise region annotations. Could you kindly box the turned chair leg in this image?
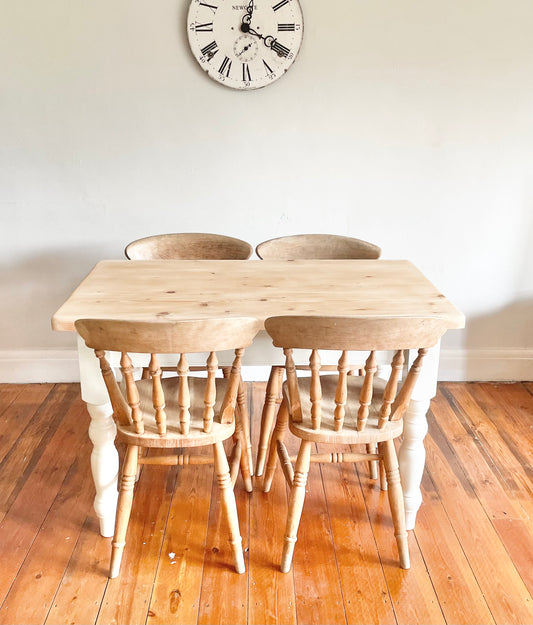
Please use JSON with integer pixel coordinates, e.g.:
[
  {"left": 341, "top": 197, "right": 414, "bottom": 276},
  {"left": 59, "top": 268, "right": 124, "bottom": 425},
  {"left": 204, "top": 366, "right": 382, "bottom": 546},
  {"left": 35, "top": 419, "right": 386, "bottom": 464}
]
[
  {"left": 262, "top": 397, "right": 289, "bottom": 492},
  {"left": 382, "top": 439, "right": 410, "bottom": 569},
  {"left": 255, "top": 366, "right": 283, "bottom": 476},
  {"left": 237, "top": 379, "right": 254, "bottom": 481},
  {"left": 109, "top": 444, "right": 139, "bottom": 578},
  {"left": 366, "top": 442, "right": 379, "bottom": 479},
  {"left": 379, "top": 456, "right": 388, "bottom": 490},
  {"left": 213, "top": 441, "right": 245, "bottom": 574},
  {"left": 280, "top": 439, "right": 312, "bottom": 573},
  {"left": 234, "top": 399, "right": 253, "bottom": 493}
]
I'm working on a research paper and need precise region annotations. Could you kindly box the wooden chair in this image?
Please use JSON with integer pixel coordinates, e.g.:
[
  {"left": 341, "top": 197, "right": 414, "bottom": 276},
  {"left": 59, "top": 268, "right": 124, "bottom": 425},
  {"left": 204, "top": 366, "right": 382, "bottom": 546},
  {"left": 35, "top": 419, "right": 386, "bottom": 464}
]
[
  {"left": 254, "top": 233, "right": 382, "bottom": 476},
  {"left": 124, "top": 232, "right": 253, "bottom": 260},
  {"left": 75, "top": 316, "right": 260, "bottom": 578},
  {"left": 125, "top": 232, "right": 255, "bottom": 471},
  {"left": 262, "top": 315, "right": 448, "bottom": 572}
]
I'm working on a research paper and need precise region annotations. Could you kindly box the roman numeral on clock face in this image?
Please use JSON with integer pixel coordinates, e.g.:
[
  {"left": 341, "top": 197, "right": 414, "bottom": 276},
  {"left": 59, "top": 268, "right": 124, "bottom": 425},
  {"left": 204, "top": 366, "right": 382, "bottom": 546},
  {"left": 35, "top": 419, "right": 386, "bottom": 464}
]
[
  {"left": 201, "top": 40, "right": 218, "bottom": 58},
  {"left": 271, "top": 40, "right": 290, "bottom": 57},
  {"left": 242, "top": 63, "right": 251, "bottom": 81},
  {"left": 199, "top": 2, "right": 218, "bottom": 12},
  {"left": 263, "top": 59, "right": 274, "bottom": 74},
  {"left": 195, "top": 22, "right": 213, "bottom": 31},
  {"left": 272, "top": 0, "right": 289, "bottom": 11},
  {"left": 277, "top": 23, "right": 295, "bottom": 31},
  {"left": 219, "top": 56, "right": 232, "bottom": 77}
]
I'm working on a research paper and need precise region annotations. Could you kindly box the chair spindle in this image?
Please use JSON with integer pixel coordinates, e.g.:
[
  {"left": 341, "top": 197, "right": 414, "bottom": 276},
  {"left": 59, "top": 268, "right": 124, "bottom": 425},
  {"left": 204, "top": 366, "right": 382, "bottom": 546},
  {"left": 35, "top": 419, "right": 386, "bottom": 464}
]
[
  {"left": 284, "top": 348, "right": 302, "bottom": 423},
  {"left": 357, "top": 351, "right": 377, "bottom": 431},
  {"left": 378, "top": 349, "right": 405, "bottom": 429},
  {"left": 94, "top": 349, "right": 132, "bottom": 425},
  {"left": 121, "top": 352, "right": 143, "bottom": 434},
  {"left": 178, "top": 353, "right": 191, "bottom": 435},
  {"left": 203, "top": 351, "right": 218, "bottom": 433},
  {"left": 334, "top": 350, "right": 349, "bottom": 431},
  {"left": 309, "top": 350, "right": 322, "bottom": 429},
  {"left": 390, "top": 348, "right": 427, "bottom": 421},
  {"left": 220, "top": 348, "right": 243, "bottom": 424},
  {"left": 149, "top": 353, "right": 166, "bottom": 436}
]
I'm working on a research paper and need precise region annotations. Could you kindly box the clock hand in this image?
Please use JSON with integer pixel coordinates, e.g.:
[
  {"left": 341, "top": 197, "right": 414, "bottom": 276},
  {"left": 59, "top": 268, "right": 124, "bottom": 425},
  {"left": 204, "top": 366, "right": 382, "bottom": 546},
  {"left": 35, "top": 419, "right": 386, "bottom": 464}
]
[
  {"left": 247, "top": 26, "right": 290, "bottom": 57},
  {"left": 240, "top": 0, "right": 254, "bottom": 32}
]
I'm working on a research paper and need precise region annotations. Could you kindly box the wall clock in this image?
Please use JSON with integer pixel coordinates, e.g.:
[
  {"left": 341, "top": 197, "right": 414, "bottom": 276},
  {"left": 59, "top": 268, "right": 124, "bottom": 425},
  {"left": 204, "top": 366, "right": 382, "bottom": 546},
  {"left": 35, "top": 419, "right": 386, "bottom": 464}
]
[{"left": 187, "top": 0, "right": 303, "bottom": 90}]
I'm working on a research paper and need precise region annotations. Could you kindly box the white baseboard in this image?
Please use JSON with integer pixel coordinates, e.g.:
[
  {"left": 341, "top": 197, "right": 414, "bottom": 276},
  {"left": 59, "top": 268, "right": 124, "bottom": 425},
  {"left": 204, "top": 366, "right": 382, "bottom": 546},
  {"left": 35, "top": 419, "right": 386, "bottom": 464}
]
[
  {"left": 0, "top": 350, "right": 81, "bottom": 383},
  {"left": 0, "top": 349, "right": 532, "bottom": 384},
  {"left": 438, "top": 348, "right": 533, "bottom": 381}
]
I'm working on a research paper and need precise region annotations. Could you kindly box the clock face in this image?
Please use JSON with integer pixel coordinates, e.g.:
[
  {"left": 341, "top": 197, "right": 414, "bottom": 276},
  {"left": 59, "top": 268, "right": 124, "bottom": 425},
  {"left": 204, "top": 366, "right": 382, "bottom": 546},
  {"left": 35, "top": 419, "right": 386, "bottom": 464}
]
[{"left": 187, "top": 0, "right": 303, "bottom": 90}]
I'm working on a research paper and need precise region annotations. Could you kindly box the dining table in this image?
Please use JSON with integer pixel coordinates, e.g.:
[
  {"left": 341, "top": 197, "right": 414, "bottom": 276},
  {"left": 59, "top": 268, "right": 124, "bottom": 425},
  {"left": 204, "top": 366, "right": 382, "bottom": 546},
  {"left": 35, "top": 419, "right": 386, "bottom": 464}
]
[{"left": 51, "top": 259, "right": 465, "bottom": 537}]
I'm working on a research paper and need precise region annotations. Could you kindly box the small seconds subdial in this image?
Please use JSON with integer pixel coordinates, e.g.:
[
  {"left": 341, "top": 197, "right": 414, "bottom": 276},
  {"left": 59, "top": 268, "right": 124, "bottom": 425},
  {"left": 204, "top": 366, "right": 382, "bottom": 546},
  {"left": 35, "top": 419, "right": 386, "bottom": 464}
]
[{"left": 233, "top": 34, "right": 258, "bottom": 63}]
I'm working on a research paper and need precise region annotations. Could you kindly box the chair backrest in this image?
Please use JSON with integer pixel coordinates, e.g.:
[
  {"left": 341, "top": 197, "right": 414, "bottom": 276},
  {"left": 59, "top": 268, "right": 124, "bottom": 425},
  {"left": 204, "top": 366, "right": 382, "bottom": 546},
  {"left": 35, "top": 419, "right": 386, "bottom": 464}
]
[
  {"left": 125, "top": 233, "right": 253, "bottom": 260},
  {"left": 75, "top": 317, "right": 260, "bottom": 436},
  {"left": 255, "top": 234, "right": 381, "bottom": 260},
  {"left": 264, "top": 315, "right": 448, "bottom": 432}
]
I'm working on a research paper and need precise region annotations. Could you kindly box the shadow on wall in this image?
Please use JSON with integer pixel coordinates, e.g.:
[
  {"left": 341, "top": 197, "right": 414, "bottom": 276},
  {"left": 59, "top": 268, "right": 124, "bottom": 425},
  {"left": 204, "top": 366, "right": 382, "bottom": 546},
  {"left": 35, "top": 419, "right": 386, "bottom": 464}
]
[
  {"left": 460, "top": 193, "right": 533, "bottom": 380},
  {"left": 0, "top": 248, "right": 117, "bottom": 350},
  {"left": 464, "top": 298, "right": 533, "bottom": 381}
]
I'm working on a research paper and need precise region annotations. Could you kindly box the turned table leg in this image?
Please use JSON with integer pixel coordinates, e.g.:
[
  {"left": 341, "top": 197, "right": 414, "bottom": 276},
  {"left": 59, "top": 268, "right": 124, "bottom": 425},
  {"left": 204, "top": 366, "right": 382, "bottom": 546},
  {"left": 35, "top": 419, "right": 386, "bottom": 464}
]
[
  {"left": 398, "top": 341, "right": 440, "bottom": 530},
  {"left": 399, "top": 398, "right": 430, "bottom": 530},
  {"left": 78, "top": 335, "right": 119, "bottom": 537}
]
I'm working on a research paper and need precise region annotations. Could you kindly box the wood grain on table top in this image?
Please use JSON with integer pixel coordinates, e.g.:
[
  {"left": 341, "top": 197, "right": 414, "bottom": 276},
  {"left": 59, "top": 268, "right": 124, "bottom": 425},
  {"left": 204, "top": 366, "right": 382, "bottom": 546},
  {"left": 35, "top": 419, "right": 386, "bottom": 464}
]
[{"left": 52, "top": 260, "right": 465, "bottom": 332}]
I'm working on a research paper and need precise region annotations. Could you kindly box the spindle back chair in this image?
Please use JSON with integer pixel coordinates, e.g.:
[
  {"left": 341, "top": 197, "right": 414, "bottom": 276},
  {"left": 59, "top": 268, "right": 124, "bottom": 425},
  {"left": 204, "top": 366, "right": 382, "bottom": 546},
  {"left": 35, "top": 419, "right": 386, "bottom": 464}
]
[
  {"left": 75, "top": 316, "right": 260, "bottom": 578},
  {"left": 254, "top": 233, "right": 382, "bottom": 477},
  {"left": 124, "top": 232, "right": 255, "bottom": 469},
  {"left": 262, "top": 315, "right": 448, "bottom": 572}
]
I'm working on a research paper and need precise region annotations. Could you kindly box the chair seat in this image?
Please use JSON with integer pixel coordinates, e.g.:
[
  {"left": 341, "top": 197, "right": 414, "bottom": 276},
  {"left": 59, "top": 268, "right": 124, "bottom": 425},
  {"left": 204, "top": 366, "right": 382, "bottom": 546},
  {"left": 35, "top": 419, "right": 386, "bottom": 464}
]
[
  {"left": 286, "top": 375, "right": 403, "bottom": 445},
  {"left": 117, "top": 376, "right": 235, "bottom": 448}
]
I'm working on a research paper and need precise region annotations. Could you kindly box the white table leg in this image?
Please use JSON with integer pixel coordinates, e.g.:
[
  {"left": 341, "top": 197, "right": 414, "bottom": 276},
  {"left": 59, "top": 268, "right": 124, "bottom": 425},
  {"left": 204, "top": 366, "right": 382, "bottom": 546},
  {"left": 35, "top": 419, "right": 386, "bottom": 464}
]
[
  {"left": 78, "top": 335, "right": 118, "bottom": 537},
  {"left": 399, "top": 341, "right": 440, "bottom": 530}
]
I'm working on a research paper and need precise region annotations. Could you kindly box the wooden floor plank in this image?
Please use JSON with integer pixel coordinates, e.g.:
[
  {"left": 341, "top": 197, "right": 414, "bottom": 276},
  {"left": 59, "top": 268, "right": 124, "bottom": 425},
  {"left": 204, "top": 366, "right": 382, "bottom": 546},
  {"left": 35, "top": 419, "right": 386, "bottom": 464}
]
[
  {"left": 147, "top": 456, "right": 213, "bottom": 625},
  {"left": 359, "top": 469, "right": 446, "bottom": 625},
  {"left": 256, "top": 405, "right": 347, "bottom": 625},
  {"left": 0, "top": 384, "right": 53, "bottom": 464},
  {"left": 0, "top": 384, "right": 28, "bottom": 420},
  {"left": 0, "top": 386, "right": 90, "bottom": 608},
  {"left": 425, "top": 408, "right": 533, "bottom": 624},
  {"left": 291, "top": 459, "right": 348, "bottom": 625},
  {"left": 96, "top": 462, "right": 178, "bottom": 625},
  {"left": 45, "top": 515, "right": 110, "bottom": 625},
  {"left": 414, "top": 471, "right": 495, "bottom": 624},
  {"left": 441, "top": 383, "right": 533, "bottom": 517},
  {"left": 248, "top": 479, "right": 297, "bottom": 625},
  {"left": 320, "top": 454, "right": 397, "bottom": 625},
  {"left": 196, "top": 470, "right": 250, "bottom": 625},
  {"left": 0, "top": 430, "right": 93, "bottom": 625},
  {"left": 468, "top": 383, "right": 533, "bottom": 481},
  {"left": 432, "top": 387, "right": 527, "bottom": 520},
  {"left": 0, "top": 384, "right": 24, "bottom": 405},
  {"left": 0, "top": 384, "right": 67, "bottom": 519},
  {"left": 248, "top": 383, "right": 296, "bottom": 625},
  {"left": 492, "top": 517, "right": 533, "bottom": 597}
]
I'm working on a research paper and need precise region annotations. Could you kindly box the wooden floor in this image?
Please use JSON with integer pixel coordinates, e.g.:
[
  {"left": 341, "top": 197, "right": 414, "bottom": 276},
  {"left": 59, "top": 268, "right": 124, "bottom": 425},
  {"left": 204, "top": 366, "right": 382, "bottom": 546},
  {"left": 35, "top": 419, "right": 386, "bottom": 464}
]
[{"left": 0, "top": 381, "right": 532, "bottom": 625}]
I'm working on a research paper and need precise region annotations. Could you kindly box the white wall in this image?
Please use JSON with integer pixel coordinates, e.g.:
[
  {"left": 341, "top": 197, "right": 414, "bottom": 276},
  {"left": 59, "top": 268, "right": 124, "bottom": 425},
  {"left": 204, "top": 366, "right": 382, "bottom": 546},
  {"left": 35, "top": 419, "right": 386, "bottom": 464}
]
[{"left": 1, "top": 0, "right": 533, "bottom": 381}]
